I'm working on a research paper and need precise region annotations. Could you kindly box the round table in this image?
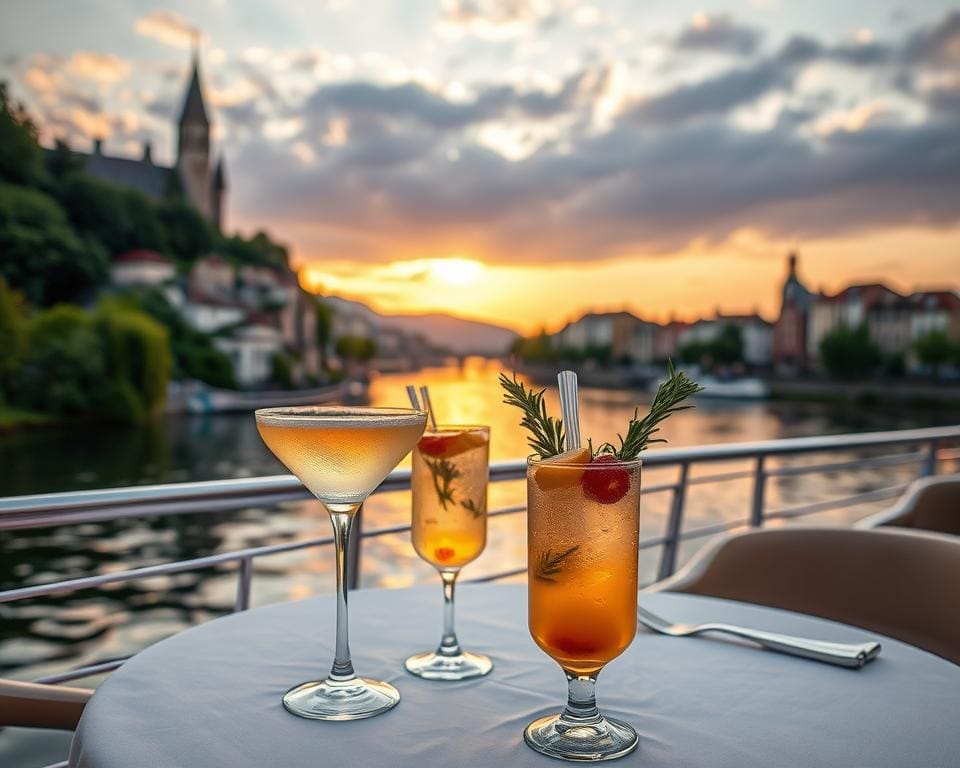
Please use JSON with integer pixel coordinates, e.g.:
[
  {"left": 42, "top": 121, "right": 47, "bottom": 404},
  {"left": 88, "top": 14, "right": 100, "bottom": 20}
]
[{"left": 70, "top": 585, "right": 960, "bottom": 767}]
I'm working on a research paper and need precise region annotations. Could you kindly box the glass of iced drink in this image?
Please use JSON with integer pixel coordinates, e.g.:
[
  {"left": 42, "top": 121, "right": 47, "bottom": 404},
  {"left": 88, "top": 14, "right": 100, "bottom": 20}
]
[
  {"left": 405, "top": 425, "right": 493, "bottom": 680},
  {"left": 524, "top": 452, "right": 641, "bottom": 761}
]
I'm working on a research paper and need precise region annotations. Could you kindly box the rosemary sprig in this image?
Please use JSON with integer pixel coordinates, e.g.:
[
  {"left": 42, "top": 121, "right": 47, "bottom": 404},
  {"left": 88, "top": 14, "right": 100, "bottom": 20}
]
[
  {"left": 424, "top": 457, "right": 461, "bottom": 510},
  {"left": 534, "top": 545, "right": 580, "bottom": 582},
  {"left": 600, "top": 361, "right": 703, "bottom": 459},
  {"left": 499, "top": 373, "right": 565, "bottom": 458},
  {"left": 461, "top": 497, "right": 485, "bottom": 519}
]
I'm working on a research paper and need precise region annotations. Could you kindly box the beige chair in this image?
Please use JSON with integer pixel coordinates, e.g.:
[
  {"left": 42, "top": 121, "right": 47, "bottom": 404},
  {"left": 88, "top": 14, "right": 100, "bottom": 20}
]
[
  {"left": 0, "top": 678, "right": 92, "bottom": 730},
  {"left": 651, "top": 527, "right": 960, "bottom": 665},
  {"left": 856, "top": 474, "right": 960, "bottom": 535}
]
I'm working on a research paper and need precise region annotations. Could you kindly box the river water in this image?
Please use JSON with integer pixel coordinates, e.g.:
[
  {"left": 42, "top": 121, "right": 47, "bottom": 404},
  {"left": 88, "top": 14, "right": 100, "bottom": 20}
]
[{"left": 2, "top": 358, "right": 959, "bottom": 682}]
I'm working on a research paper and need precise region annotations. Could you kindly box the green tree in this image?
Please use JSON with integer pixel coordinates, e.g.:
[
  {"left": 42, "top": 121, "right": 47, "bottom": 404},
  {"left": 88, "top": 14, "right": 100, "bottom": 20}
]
[
  {"left": 819, "top": 325, "right": 882, "bottom": 380},
  {"left": 335, "top": 335, "right": 377, "bottom": 362},
  {"left": 45, "top": 138, "right": 86, "bottom": 180},
  {"left": 16, "top": 305, "right": 107, "bottom": 417},
  {"left": 124, "top": 288, "right": 237, "bottom": 389},
  {"left": 218, "top": 230, "right": 289, "bottom": 269},
  {"left": 96, "top": 300, "right": 171, "bottom": 418},
  {"left": 913, "top": 330, "right": 956, "bottom": 379},
  {"left": 0, "top": 182, "right": 109, "bottom": 305},
  {"left": 58, "top": 173, "right": 167, "bottom": 257},
  {"left": 312, "top": 295, "right": 333, "bottom": 368},
  {"left": 680, "top": 324, "right": 743, "bottom": 367},
  {"left": 270, "top": 352, "right": 295, "bottom": 388},
  {"left": 15, "top": 302, "right": 171, "bottom": 422},
  {"left": 0, "top": 83, "right": 43, "bottom": 185},
  {"left": 158, "top": 199, "right": 214, "bottom": 264},
  {"left": 711, "top": 324, "right": 743, "bottom": 365},
  {"left": 0, "top": 277, "right": 27, "bottom": 400}
]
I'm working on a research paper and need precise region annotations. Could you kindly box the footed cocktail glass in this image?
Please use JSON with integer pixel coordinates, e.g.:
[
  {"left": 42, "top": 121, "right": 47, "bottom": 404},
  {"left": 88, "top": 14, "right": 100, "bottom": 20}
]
[
  {"left": 405, "top": 425, "right": 493, "bottom": 680},
  {"left": 255, "top": 406, "right": 426, "bottom": 720},
  {"left": 525, "top": 455, "right": 641, "bottom": 761}
]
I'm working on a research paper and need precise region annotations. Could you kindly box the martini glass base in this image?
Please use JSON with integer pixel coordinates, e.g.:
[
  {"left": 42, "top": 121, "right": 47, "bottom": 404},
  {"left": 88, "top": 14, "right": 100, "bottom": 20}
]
[
  {"left": 404, "top": 650, "right": 493, "bottom": 681},
  {"left": 524, "top": 713, "right": 638, "bottom": 762},
  {"left": 282, "top": 677, "right": 400, "bottom": 721}
]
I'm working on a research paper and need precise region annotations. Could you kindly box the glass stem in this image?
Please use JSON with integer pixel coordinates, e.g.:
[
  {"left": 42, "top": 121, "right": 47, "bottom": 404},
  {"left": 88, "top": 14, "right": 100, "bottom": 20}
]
[
  {"left": 437, "top": 569, "right": 462, "bottom": 657},
  {"left": 559, "top": 672, "right": 603, "bottom": 726},
  {"left": 327, "top": 505, "right": 359, "bottom": 682}
]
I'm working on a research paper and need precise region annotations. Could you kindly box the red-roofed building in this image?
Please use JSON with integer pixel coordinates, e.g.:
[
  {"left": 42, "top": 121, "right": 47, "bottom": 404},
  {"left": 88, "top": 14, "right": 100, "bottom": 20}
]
[
  {"left": 807, "top": 282, "right": 903, "bottom": 360},
  {"left": 653, "top": 320, "right": 690, "bottom": 361},
  {"left": 909, "top": 291, "right": 960, "bottom": 339}
]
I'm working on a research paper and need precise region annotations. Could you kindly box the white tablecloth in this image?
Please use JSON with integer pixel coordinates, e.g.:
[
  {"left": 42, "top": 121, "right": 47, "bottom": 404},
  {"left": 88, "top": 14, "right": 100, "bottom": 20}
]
[{"left": 70, "top": 585, "right": 960, "bottom": 767}]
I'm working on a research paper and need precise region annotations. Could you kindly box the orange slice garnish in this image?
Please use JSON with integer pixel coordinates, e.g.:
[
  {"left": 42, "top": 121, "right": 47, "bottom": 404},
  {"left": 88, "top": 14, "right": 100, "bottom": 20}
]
[{"left": 534, "top": 447, "right": 591, "bottom": 491}]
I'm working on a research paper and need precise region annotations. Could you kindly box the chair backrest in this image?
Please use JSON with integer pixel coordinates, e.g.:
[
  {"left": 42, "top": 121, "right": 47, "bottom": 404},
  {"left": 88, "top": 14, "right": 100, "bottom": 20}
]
[
  {"left": 858, "top": 474, "right": 960, "bottom": 535},
  {"left": 0, "top": 678, "right": 92, "bottom": 730},
  {"left": 653, "top": 527, "right": 960, "bottom": 665}
]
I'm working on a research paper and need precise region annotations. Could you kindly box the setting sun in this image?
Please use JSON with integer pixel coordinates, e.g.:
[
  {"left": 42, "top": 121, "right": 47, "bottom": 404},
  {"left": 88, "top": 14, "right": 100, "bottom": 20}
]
[{"left": 427, "top": 257, "right": 484, "bottom": 286}]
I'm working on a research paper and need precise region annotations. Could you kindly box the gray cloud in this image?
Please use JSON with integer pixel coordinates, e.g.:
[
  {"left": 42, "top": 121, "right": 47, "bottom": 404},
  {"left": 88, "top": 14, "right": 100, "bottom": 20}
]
[
  {"left": 673, "top": 13, "right": 763, "bottom": 56},
  {"left": 903, "top": 10, "right": 960, "bottom": 67},
  {"left": 627, "top": 37, "right": 819, "bottom": 124}
]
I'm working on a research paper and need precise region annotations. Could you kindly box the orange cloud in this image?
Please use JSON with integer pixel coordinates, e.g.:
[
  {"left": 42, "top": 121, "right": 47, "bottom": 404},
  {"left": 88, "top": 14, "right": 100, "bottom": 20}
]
[
  {"left": 134, "top": 10, "right": 200, "bottom": 48},
  {"left": 67, "top": 52, "right": 131, "bottom": 82}
]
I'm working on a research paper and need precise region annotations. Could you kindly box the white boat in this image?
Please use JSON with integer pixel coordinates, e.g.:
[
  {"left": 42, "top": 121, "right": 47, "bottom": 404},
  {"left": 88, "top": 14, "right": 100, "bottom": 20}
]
[
  {"left": 648, "top": 366, "right": 770, "bottom": 400},
  {"left": 695, "top": 376, "right": 770, "bottom": 400}
]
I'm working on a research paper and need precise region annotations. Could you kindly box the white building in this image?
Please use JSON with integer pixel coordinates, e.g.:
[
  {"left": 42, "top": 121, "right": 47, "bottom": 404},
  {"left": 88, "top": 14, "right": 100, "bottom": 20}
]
[
  {"left": 214, "top": 322, "right": 285, "bottom": 387},
  {"left": 182, "top": 295, "right": 246, "bottom": 334},
  {"left": 110, "top": 250, "right": 176, "bottom": 287},
  {"left": 679, "top": 314, "right": 774, "bottom": 367}
]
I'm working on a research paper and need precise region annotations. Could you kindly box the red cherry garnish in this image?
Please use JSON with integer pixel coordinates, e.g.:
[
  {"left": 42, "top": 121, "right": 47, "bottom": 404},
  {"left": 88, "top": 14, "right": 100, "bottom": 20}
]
[
  {"left": 419, "top": 435, "right": 452, "bottom": 457},
  {"left": 435, "top": 547, "right": 456, "bottom": 562},
  {"left": 580, "top": 455, "right": 630, "bottom": 504}
]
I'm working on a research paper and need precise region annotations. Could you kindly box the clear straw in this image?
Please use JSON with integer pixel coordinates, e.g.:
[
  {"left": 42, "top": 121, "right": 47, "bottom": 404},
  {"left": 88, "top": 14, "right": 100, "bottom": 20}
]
[
  {"left": 419, "top": 386, "right": 439, "bottom": 431},
  {"left": 405, "top": 385, "right": 422, "bottom": 411},
  {"left": 557, "top": 370, "right": 581, "bottom": 451}
]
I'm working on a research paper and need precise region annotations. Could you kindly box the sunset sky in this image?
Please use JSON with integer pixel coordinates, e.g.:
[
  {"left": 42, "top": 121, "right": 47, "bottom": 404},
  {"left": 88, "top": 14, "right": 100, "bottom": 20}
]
[{"left": 1, "top": 1, "right": 958, "bottom": 334}]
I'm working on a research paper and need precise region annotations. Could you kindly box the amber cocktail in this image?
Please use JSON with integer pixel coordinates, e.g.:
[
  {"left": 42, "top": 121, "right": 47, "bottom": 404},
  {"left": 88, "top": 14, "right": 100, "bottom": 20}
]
[
  {"left": 525, "top": 454, "right": 641, "bottom": 761},
  {"left": 405, "top": 425, "right": 493, "bottom": 680},
  {"left": 256, "top": 406, "right": 426, "bottom": 721}
]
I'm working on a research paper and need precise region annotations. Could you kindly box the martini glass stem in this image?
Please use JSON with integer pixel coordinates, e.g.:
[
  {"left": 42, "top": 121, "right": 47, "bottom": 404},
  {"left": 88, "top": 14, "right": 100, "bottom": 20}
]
[
  {"left": 437, "top": 569, "right": 462, "bottom": 657},
  {"left": 327, "top": 504, "right": 360, "bottom": 681},
  {"left": 560, "top": 671, "right": 602, "bottom": 726}
]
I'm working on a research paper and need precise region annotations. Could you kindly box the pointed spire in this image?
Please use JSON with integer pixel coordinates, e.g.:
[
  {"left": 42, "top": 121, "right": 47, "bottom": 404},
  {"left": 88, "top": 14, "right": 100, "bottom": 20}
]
[
  {"left": 214, "top": 156, "right": 227, "bottom": 189},
  {"left": 179, "top": 49, "right": 209, "bottom": 127}
]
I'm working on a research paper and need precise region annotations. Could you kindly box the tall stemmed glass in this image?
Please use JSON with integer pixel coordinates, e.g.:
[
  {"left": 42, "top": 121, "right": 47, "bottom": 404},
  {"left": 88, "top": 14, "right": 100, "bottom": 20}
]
[
  {"left": 256, "top": 406, "right": 426, "bottom": 720},
  {"left": 405, "top": 424, "right": 493, "bottom": 680},
  {"left": 524, "top": 455, "right": 641, "bottom": 761}
]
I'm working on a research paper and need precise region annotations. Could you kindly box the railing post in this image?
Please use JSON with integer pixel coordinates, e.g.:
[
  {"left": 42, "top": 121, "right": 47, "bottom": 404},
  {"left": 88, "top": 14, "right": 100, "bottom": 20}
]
[
  {"left": 234, "top": 556, "right": 253, "bottom": 612},
  {"left": 657, "top": 463, "right": 689, "bottom": 581},
  {"left": 922, "top": 439, "right": 939, "bottom": 476},
  {"left": 750, "top": 456, "right": 766, "bottom": 527},
  {"left": 347, "top": 503, "right": 363, "bottom": 590}
]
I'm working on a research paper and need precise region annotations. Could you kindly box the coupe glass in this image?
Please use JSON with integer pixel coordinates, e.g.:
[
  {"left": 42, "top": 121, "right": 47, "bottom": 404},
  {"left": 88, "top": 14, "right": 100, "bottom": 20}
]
[
  {"left": 255, "top": 406, "right": 427, "bottom": 720},
  {"left": 405, "top": 425, "right": 493, "bottom": 680},
  {"left": 524, "top": 455, "right": 641, "bottom": 761}
]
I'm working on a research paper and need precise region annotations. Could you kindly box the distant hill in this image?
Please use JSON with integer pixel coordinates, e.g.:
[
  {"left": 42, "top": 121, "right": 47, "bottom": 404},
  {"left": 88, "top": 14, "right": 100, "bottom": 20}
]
[
  {"left": 322, "top": 297, "right": 517, "bottom": 355},
  {"left": 380, "top": 312, "right": 518, "bottom": 355}
]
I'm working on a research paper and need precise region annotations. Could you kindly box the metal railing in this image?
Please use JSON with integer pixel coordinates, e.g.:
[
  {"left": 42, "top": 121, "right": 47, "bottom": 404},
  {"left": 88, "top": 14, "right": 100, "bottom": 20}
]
[{"left": 1, "top": 424, "right": 958, "bottom": 686}]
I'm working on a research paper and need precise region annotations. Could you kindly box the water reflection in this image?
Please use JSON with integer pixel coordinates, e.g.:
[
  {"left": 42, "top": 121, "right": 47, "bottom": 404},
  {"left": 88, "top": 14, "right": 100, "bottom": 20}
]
[{"left": 1, "top": 358, "right": 958, "bottom": 683}]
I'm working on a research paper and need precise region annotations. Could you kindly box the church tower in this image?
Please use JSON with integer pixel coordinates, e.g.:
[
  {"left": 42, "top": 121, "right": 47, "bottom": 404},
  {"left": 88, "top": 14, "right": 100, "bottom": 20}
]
[{"left": 176, "top": 52, "right": 214, "bottom": 224}]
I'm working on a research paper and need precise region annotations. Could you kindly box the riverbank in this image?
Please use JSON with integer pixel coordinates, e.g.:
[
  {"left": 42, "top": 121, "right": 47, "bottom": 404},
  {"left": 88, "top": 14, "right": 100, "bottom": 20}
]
[
  {"left": 769, "top": 379, "right": 960, "bottom": 408},
  {"left": 515, "top": 362, "right": 960, "bottom": 407}
]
